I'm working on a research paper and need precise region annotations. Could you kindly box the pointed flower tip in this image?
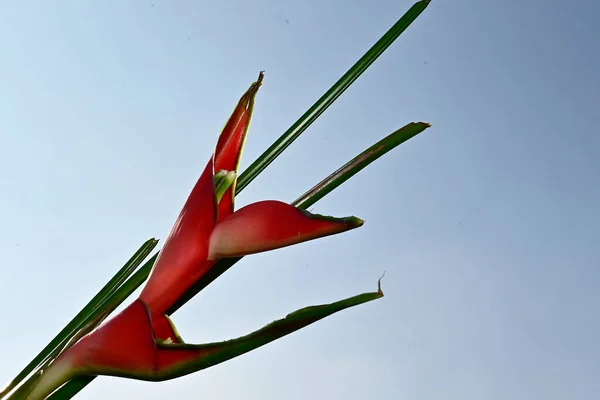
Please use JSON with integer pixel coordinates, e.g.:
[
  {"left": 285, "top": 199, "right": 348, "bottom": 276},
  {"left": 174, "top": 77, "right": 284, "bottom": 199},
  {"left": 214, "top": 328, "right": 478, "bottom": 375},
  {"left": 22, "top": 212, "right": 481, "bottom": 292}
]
[
  {"left": 213, "top": 72, "right": 264, "bottom": 177},
  {"left": 242, "top": 71, "right": 264, "bottom": 105}
]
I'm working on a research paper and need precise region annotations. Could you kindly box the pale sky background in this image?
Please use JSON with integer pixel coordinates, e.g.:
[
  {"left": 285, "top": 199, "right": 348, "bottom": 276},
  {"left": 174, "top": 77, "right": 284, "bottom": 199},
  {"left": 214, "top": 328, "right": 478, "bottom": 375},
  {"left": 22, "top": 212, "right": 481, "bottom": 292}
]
[{"left": 1, "top": 1, "right": 599, "bottom": 399}]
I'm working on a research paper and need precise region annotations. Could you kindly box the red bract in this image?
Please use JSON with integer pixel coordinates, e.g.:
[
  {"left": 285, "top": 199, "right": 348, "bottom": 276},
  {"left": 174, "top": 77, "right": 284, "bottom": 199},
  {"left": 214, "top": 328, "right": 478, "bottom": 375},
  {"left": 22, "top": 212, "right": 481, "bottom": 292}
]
[{"left": 24, "top": 73, "right": 382, "bottom": 400}]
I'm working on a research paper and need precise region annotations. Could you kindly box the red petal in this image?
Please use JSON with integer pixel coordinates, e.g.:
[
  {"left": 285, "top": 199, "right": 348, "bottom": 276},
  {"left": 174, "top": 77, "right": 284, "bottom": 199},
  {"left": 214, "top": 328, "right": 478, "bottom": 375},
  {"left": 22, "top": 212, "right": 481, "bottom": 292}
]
[
  {"left": 59, "top": 301, "right": 192, "bottom": 380},
  {"left": 139, "top": 160, "right": 217, "bottom": 314},
  {"left": 208, "top": 200, "right": 363, "bottom": 260},
  {"left": 214, "top": 72, "right": 263, "bottom": 173},
  {"left": 214, "top": 72, "right": 263, "bottom": 221},
  {"left": 66, "top": 301, "right": 156, "bottom": 376},
  {"left": 58, "top": 300, "right": 221, "bottom": 381},
  {"left": 214, "top": 112, "right": 250, "bottom": 175}
]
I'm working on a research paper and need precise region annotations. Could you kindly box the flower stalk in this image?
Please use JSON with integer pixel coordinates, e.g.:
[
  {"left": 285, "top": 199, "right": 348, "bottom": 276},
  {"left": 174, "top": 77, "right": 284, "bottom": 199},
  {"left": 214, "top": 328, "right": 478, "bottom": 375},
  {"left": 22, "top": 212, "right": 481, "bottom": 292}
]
[{"left": 1, "top": 1, "right": 432, "bottom": 399}]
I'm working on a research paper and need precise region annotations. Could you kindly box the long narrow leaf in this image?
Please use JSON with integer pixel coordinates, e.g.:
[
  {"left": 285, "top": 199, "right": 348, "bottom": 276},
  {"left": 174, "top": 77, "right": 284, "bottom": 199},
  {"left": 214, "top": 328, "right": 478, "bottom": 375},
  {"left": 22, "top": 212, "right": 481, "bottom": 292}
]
[{"left": 293, "top": 122, "right": 430, "bottom": 208}]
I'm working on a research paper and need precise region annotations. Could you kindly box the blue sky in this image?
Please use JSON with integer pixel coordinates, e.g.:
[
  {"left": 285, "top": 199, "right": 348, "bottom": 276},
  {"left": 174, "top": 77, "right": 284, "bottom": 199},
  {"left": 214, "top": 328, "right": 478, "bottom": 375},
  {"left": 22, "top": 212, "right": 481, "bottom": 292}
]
[{"left": 1, "top": 0, "right": 599, "bottom": 399}]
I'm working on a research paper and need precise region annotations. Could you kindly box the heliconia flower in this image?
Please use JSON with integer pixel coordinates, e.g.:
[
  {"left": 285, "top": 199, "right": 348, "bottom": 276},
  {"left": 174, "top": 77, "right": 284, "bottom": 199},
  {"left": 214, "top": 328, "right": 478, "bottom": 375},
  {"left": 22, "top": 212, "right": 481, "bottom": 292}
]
[{"left": 22, "top": 73, "right": 383, "bottom": 400}]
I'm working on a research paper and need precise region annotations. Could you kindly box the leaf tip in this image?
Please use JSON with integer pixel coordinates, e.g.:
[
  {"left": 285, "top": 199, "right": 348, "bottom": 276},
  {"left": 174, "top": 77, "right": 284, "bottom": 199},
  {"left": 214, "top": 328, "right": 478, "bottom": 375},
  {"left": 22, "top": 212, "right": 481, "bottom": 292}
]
[
  {"left": 377, "top": 271, "right": 386, "bottom": 296},
  {"left": 347, "top": 216, "right": 364, "bottom": 228}
]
